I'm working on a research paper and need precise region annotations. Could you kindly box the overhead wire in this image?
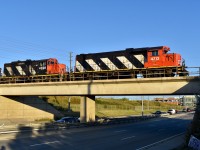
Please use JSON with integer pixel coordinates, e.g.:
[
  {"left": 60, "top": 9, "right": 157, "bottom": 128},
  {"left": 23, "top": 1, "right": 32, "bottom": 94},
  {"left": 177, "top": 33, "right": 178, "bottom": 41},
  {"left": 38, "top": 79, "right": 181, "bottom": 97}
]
[
  {"left": 0, "top": 36, "right": 69, "bottom": 61},
  {"left": 0, "top": 35, "right": 70, "bottom": 53},
  {"left": 0, "top": 36, "right": 74, "bottom": 69},
  {"left": 0, "top": 41, "right": 66, "bottom": 58},
  {"left": 0, "top": 46, "right": 65, "bottom": 60}
]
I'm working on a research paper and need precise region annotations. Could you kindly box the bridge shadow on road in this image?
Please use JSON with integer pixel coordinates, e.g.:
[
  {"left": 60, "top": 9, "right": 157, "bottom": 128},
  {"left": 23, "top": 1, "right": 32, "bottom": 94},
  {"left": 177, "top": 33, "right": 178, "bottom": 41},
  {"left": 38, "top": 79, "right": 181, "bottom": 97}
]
[
  {"left": 0, "top": 146, "right": 6, "bottom": 150},
  {"left": 5, "top": 123, "right": 78, "bottom": 150},
  {"left": 8, "top": 126, "right": 34, "bottom": 150},
  {"left": 0, "top": 113, "right": 194, "bottom": 150}
]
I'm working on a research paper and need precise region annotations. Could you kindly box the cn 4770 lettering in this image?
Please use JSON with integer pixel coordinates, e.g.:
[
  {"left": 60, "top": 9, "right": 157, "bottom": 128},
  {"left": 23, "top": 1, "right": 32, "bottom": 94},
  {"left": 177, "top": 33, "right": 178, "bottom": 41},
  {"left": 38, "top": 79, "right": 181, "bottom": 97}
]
[{"left": 0, "top": 46, "right": 188, "bottom": 83}]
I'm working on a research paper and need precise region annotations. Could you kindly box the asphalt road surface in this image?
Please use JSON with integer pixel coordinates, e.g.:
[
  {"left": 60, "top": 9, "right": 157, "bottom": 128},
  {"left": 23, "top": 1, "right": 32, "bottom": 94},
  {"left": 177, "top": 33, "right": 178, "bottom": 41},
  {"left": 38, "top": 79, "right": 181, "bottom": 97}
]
[{"left": 0, "top": 113, "right": 193, "bottom": 150}]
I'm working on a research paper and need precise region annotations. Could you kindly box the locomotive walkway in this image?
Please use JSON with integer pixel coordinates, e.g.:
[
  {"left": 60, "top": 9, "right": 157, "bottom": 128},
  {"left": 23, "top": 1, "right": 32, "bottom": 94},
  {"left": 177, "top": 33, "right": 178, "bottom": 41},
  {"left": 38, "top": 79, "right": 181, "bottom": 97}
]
[{"left": 0, "top": 76, "right": 199, "bottom": 122}]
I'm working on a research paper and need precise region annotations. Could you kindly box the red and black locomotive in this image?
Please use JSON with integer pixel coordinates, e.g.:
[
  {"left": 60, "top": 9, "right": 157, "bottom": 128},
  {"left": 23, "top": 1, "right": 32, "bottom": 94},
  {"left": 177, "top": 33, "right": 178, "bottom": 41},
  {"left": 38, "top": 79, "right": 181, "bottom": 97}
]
[
  {"left": 4, "top": 58, "right": 66, "bottom": 77},
  {"left": 74, "top": 46, "right": 188, "bottom": 79}
]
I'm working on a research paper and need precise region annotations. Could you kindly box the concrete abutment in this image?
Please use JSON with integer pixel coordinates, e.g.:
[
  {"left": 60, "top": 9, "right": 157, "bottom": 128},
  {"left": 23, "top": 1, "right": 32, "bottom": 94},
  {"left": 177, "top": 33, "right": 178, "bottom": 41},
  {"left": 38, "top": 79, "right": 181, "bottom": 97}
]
[{"left": 0, "top": 96, "right": 63, "bottom": 122}]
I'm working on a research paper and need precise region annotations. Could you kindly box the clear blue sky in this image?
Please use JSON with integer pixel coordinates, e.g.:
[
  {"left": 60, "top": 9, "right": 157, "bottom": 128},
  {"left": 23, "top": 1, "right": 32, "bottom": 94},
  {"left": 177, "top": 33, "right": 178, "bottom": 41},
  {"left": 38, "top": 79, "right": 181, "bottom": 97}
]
[{"left": 0, "top": 0, "right": 200, "bottom": 70}]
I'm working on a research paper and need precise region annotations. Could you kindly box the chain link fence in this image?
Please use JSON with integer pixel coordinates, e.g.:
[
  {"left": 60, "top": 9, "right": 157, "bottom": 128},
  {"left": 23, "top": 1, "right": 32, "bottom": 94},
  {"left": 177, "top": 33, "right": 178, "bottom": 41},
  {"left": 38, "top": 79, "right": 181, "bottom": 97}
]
[{"left": 70, "top": 104, "right": 184, "bottom": 112}]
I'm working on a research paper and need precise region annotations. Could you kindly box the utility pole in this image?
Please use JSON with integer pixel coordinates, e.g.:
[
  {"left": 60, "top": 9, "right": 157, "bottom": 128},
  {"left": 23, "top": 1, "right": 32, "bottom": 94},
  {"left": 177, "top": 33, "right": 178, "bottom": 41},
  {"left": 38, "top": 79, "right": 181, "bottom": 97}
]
[
  {"left": 69, "top": 52, "right": 73, "bottom": 81},
  {"left": 69, "top": 52, "right": 73, "bottom": 73}
]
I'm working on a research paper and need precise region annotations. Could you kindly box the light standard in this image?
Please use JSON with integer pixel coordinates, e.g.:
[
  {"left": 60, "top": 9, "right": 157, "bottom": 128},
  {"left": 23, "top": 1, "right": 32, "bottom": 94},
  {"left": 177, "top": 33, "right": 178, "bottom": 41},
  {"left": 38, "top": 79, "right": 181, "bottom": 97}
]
[
  {"left": 141, "top": 96, "right": 144, "bottom": 116},
  {"left": 68, "top": 97, "right": 71, "bottom": 112},
  {"left": 148, "top": 96, "right": 150, "bottom": 111}
]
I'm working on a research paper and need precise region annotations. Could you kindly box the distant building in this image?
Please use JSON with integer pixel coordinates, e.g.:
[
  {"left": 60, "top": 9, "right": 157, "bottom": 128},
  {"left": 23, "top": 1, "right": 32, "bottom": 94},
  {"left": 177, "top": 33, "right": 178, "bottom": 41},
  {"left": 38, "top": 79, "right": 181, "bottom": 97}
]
[
  {"left": 154, "top": 96, "right": 197, "bottom": 107},
  {"left": 179, "top": 95, "right": 197, "bottom": 107},
  {"left": 154, "top": 97, "right": 179, "bottom": 105}
]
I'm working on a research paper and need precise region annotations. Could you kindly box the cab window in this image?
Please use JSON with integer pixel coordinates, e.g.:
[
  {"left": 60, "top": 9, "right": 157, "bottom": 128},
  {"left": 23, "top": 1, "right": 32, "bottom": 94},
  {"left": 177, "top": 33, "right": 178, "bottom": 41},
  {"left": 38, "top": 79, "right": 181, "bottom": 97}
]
[
  {"left": 152, "top": 51, "right": 158, "bottom": 56},
  {"left": 48, "top": 60, "right": 54, "bottom": 65}
]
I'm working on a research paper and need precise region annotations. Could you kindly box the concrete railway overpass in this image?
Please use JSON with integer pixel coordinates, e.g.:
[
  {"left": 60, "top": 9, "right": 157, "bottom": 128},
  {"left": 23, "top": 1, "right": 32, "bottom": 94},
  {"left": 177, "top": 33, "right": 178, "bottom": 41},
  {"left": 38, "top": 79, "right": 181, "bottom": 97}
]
[{"left": 0, "top": 76, "right": 200, "bottom": 122}]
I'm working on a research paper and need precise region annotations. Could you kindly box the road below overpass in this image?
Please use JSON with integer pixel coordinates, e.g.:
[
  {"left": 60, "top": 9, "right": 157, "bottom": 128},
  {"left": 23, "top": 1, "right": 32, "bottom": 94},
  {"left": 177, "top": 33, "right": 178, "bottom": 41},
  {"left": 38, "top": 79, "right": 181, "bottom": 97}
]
[{"left": 0, "top": 113, "right": 193, "bottom": 150}]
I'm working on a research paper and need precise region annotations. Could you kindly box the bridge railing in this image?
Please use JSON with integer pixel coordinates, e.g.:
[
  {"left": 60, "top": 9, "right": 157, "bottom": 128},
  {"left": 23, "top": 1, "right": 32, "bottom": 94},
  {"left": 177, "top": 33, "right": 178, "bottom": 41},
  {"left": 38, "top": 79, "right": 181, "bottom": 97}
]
[{"left": 185, "top": 67, "right": 200, "bottom": 77}]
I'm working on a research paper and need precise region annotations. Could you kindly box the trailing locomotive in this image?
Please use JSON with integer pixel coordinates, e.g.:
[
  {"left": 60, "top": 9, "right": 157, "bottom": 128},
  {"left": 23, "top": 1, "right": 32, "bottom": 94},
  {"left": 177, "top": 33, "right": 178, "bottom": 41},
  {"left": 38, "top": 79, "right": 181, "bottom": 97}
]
[
  {"left": 75, "top": 46, "right": 188, "bottom": 79},
  {"left": 4, "top": 58, "right": 66, "bottom": 76}
]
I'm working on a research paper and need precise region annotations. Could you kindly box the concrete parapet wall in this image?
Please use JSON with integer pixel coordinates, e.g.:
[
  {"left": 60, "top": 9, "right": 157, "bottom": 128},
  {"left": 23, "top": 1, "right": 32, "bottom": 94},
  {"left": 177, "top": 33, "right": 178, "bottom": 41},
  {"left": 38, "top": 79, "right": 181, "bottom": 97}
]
[{"left": 0, "top": 96, "right": 63, "bottom": 121}]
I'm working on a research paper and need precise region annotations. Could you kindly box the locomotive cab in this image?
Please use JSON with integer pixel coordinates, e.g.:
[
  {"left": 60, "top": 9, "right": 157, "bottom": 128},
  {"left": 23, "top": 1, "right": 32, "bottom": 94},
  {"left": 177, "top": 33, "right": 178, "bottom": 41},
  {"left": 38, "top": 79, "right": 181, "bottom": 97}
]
[
  {"left": 47, "top": 58, "right": 58, "bottom": 74},
  {"left": 47, "top": 58, "right": 66, "bottom": 74},
  {"left": 144, "top": 46, "right": 182, "bottom": 68}
]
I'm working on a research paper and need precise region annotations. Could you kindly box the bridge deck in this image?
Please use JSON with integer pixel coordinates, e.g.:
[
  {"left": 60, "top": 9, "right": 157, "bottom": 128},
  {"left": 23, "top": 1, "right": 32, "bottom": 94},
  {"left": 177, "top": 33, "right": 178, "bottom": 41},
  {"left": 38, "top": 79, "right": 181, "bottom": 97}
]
[{"left": 0, "top": 76, "right": 199, "bottom": 96}]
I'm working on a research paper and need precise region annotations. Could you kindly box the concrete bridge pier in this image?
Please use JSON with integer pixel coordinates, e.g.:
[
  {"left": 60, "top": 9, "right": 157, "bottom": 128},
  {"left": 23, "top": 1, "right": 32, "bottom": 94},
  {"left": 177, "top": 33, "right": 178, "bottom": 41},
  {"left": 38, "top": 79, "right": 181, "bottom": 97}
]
[{"left": 80, "top": 96, "right": 95, "bottom": 123}]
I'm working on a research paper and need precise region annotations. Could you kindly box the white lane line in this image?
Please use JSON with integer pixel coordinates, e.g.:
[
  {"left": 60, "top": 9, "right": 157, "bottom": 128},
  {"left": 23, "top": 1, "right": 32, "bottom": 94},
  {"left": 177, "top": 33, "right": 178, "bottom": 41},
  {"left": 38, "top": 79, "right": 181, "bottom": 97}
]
[
  {"left": 136, "top": 132, "right": 184, "bottom": 150},
  {"left": 114, "top": 130, "right": 127, "bottom": 133},
  {"left": 121, "top": 136, "right": 135, "bottom": 141},
  {"left": 30, "top": 141, "right": 60, "bottom": 147}
]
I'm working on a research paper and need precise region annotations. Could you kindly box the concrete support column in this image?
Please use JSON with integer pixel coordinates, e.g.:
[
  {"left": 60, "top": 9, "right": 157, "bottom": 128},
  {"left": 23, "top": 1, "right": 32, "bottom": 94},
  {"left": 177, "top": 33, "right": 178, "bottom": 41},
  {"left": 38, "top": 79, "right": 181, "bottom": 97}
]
[{"left": 80, "top": 96, "right": 95, "bottom": 123}]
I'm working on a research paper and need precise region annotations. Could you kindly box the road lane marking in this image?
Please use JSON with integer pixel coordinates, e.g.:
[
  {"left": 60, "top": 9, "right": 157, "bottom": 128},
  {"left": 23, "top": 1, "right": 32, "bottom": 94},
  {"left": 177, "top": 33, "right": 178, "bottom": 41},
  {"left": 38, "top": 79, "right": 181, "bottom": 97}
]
[
  {"left": 121, "top": 136, "right": 135, "bottom": 141},
  {"left": 135, "top": 132, "right": 184, "bottom": 150},
  {"left": 114, "top": 130, "right": 126, "bottom": 133},
  {"left": 30, "top": 141, "right": 60, "bottom": 147}
]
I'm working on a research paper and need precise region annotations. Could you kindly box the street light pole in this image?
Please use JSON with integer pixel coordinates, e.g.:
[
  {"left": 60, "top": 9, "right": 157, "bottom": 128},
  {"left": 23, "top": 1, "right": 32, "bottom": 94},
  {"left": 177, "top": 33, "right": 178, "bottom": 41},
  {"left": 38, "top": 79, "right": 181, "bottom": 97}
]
[
  {"left": 68, "top": 97, "right": 71, "bottom": 112},
  {"left": 148, "top": 96, "right": 150, "bottom": 111},
  {"left": 141, "top": 96, "right": 144, "bottom": 116}
]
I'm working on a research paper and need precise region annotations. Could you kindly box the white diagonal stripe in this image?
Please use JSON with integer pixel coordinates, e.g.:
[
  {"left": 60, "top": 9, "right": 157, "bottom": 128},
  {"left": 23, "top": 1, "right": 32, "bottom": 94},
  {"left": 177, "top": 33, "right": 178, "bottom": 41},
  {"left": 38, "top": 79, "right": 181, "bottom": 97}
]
[
  {"left": 117, "top": 56, "right": 136, "bottom": 69},
  {"left": 85, "top": 59, "right": 101, "bottom": 71},
  {"left": 100, "top": 58, "right": 118, "bottom": 70},
  {"left": 134, "top": 54, "right": 144, "bottom": 64},
  {"left": 16, "top": 66, "right": 26, "bottom": 75},
  {"left": 6, "top": 67, "right": 12, "bottom": 75},
  {"left": 75, "top": 61, "right": 85, "bottom": 72},
  {"left": 29, "top": 66, "right": 36, "bottom": 75}
]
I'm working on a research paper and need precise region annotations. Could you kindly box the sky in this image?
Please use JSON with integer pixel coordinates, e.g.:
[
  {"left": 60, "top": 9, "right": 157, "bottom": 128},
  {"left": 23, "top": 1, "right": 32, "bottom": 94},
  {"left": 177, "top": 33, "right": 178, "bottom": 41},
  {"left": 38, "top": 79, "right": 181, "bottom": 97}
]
[
  {"left": 0, "top": 0, "right": 199, "bottom": 99},
  {"left": 0, "top": 1, "right": 200, "bottom": 68}
]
